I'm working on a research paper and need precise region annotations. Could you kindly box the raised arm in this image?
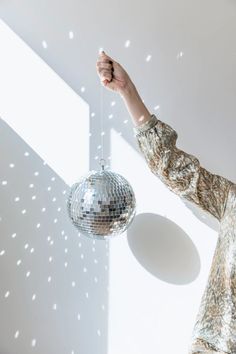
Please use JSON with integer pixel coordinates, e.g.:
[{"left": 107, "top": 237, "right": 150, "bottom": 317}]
[{"left": 96, "top": 51, "right": 234, "bottom": 222}]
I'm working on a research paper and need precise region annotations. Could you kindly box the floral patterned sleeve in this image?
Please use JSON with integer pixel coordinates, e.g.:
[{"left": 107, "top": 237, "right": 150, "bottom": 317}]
[{"left": 134, "top": 114, "right": 234, "bottom": 222}]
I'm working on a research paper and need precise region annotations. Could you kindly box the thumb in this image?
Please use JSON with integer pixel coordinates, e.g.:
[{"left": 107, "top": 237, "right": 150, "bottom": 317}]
[{"left": 100, "top": 50, "right": 114, "bottom": 63}]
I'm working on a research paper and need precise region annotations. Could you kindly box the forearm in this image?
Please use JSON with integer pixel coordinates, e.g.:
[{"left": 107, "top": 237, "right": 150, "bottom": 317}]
[{"left": 120, "top": 82, "right": 152, "bottom": 127}]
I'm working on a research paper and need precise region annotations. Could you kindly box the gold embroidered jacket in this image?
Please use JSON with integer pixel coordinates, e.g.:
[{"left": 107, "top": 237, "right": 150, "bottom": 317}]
[{"left": 134, "top": 114, "right": 236, "bottom": 354}]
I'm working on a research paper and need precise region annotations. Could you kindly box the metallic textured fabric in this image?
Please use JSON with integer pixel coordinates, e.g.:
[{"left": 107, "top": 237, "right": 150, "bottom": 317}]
[
  {"left": 134, "top": 114, "right": 236, "bottom": 354},
  {"left": 66, "top": 170, "right": 136, "bottom": 240}
]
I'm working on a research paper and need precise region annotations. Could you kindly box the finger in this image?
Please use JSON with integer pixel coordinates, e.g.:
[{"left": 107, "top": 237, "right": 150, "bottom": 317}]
[
  {"left": 96, "top": 62, "right": 112, "bottom": 69},
  {"left": 98, "top": 68, "right": 112, "bottom": 76},
  {"left": 100, "top": 71, "right": 112, "bottom": 82},
  {"left": 99, "top": 51, "right": 115, "bottom": 64},
  {"left": 101, "top": 73, "right": 112, "bottom": 82}
]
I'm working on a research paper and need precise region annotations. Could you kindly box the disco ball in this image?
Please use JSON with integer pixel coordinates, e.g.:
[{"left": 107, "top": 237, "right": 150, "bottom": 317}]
[{"left": 66, "top": 166, "right": 136, "bottom": 240}]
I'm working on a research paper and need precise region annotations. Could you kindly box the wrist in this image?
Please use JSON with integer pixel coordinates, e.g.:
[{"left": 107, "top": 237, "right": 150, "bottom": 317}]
[{"left": 119, "top": 81, "right": 138, "bottom": 100}]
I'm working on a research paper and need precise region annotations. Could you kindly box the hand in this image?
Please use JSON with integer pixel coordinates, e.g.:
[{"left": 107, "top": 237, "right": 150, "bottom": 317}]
[{"left": 96, "top": 51, "right": 134, "bottom": 95}]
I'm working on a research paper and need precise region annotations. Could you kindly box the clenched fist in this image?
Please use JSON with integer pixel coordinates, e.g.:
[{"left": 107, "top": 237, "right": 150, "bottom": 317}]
[{"left": 96, "top": 51, "right": 133, "bottom": 95}]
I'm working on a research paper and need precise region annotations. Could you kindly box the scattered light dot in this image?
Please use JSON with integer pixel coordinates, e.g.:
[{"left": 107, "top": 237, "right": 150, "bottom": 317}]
[
  {"left": 101, "top": 304, "right": 105, "bottom": 311},
  {"left": 108, "top": 114, "right": 113, "bottom": 119},
  {"left": 177, "top": 51, "right": 184, "bottom": 59},
  {"left": 154, "top": 105, "right": 160, "bottom": 110},
  {"left": 57, "top": 207, "right": 61, "bottom": 212},
  {"left": 94, "top": 259, "right": 98, "bottom": 264},
  {"left": 5, "top": 291, "right": 10, "bottom": 298},
  {"left": 42, "top": 40, "right": 48, "bottom": 49},
  {"left": 14, "top": 330, "right": 19, "bottom": 339},
  {"left": 69, "top": 31, "right": 74, "bottom": 39},
  {"left": 97, "top": 329, "right": 101, "bottom": 336},
  {"left": 41, "top": 207, "right": 46, "bottom": 212},
  {"left": 65, "top": 248, "right": 68, "bottom": 254},
  {"left": 9, "top": 163, "right": 15, "bottom": 168},
  {"left": 64, "top": 235, "right": 68, "bottom": 241},
  {"left": 83, "top": 267, "right": 87, "bottom": 272},
  {"left": 47, "top": 236, "right": 51, "bottom": 242},
  {"left": 52, "top": 197, "right": 56, "bottom": 202},
  {"left": 92, "top": 247, "right": 95, "bottom": 252},
  {"left": 50, "top": 240, "right": 54, "bottom": 246},
  {"left": 24, "top": 243, "right": 29, "bottom": 249},
  {"left": 85, "top": 292, "right": 89, "bottom": 298},
  {"left": 72, "top": 281, "right": 76, "bottom": 287},
  {"left": 81, "top": 86, "right": 85, "bottom": 92},
  {"left": 36, "top": 223, "right": 41, "bottom": 228},
  {"left": 97, "top": 145, "right": 102, "bottom": 150},
  {"left": 32, "top": 294, "right": 36, "bottom": 301},
  {"left": 0, "top": 250, "right": 5, "bottom": 256},
  {"left": 14, "top": 197, "right": 20, "bottom": 202},
  {"left": 2, "top": 181, "right": 7, "bottom": 186},
  {"left": 89, "top": 132, "right": 92, "bottom": 137},
  {"left": 77, "top": 313, "right": 81, "bottom": 320},
  {"left": 146, "top": 54, "right": 152, "bottom": 62},
  {"left": 51, "top": 176, "right": 56, "bottom": 181},
  {"left": 81, "top": 253, "right": 84, "bottom": 259},
  {"left": 105, "top": 265, "right": 108, "bottom": 271},
  {"left": 17, "top": 259, "right": 22, "bottom": 266},
  {"left": 138, "top": 115, "right": 145, "bottom": 122},
  {"left": 94, "top": 277, "right": 98, "bottom": 283},
  {"left": 125, "top": 40, "right": 131, "bottom": 48},
  {"left": 24, "top": 151, "right": 30, "bottom": 156},
  {"left": 29, "top": 184, "right": 34, "bottom": 188},
  {"left": 93, "top": 240, "right": 96, "bottom": 245},
  {"left": 123, "top": 119, "right": 128, "bottom": 124},
  {"left": 62, "top": 190, "right": 67, "bottom": 195},
  {"left": 111, "top": 101, "right": 116, "bottom": 106},
  {"left": 54, "top": 218, "right": 58, "bottom": 223},
  {"left": 64, "top": 262, "right": 68, "bottom": 268},
  {"left": 101, "top": 131, "right": 105, "bottom": 136},
  {"left": 49, "top": 256, "right": 53, "bottom": 262},
  {"left": 21, "top": 209, "right": 26, "bottom": 214},
  {"left": 31, "top": 339, "right": 36, "bottom": 347},
  {"left": 61, "top": 230, "right": 65, "bottom": 235},
  {"left": 78, "top": 242, "right": 82, "bottom": 248},
  {"left": 34, "top": 171, "right": 39, "bottom": 176},
  {"left": 26, "top": 271, "right": 31, "bottom": 278},
  {"left": 32, "top": 195, "right": 36, "bottom": 200},
  {"left": 30, "top": 248, "right": 34, "bottom": 253},
  {"left": 91, "top": 112, "right": 95, "bottom": 117},
  {"left": 53, "top": 303, "right": 57, "bottom": 310},
  {"left": 48, "top": 276, "right": 52, "bottom": 283},
  {"left": 47, "top": 186, "right": 51, "bottom": 191}
]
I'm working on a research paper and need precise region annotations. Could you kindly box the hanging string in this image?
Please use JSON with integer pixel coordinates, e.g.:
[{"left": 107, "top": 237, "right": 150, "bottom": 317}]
[{"left": 100, "top": 78, "right": 105, "bottom": 170}]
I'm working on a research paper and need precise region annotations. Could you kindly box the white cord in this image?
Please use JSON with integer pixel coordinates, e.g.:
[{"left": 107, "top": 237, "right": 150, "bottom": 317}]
[{"left": 99, "top": 81, "right": 105, "bottom": 170}]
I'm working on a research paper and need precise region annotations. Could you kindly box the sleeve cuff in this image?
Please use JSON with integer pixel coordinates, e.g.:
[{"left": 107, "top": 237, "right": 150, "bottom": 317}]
[{"left": 133, "top": 114, "right": 159, "bottom": 135}]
